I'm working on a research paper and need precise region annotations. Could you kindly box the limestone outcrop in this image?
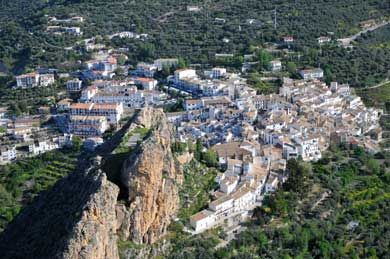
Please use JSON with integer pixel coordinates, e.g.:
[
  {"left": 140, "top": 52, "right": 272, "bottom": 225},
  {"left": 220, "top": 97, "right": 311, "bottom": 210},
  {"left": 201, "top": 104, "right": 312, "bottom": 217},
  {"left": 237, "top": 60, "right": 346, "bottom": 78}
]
[
  {"left": 0, "top": 108, "right": 182, "bottom": 258},
  {"left": 119, "top": 107, "right": 183, "bottom": 244},
  {"left": 0, "top": 158, "right": 120, "bottom": 259}
]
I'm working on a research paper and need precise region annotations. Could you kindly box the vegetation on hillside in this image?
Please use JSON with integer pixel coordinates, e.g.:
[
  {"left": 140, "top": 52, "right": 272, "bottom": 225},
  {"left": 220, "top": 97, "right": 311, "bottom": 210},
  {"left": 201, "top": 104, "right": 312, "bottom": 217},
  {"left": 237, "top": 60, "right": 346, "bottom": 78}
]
[
  {"left": 0, "top": 149, "right": 79, "bottom": 231},
  {"left": 0, "top": 0, "right": 389, "bottom": 88},
  {"left": 165, "top": 146, "right": 390, "bottom": 258},
  {"left": 177, "top": 160, "right": 218, "bottom": 224}
]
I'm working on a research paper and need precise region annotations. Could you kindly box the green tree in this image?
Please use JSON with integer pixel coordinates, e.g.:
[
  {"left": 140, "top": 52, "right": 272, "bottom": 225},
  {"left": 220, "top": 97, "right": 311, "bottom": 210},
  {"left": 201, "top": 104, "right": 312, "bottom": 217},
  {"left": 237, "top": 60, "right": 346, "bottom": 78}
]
[
  {"left": 177, "top": 58, "right": 188, "bottom": 69},
  {"left": 72, "top": 136, "right": 83, "bottom": 152},
  {"left": 367, "top": 158, "right": 380, "bottom": 174},
  {"left": 116, "top": 54, "right": 127, "bottom": 65},
  {"left": 194, "top": 139, "right": 203, "bottom": 161},
  {"left": 287, "top": 62, "right": 297, "bottom": 75},
  {"left": 256, "top": 49, "right": 272, "bottom": 70},
  {"left": 201, "top": 150, "right": 218, "bottom": 167},
  {"left": 284, "top": 159, "right": 310, "bottom": 195}
]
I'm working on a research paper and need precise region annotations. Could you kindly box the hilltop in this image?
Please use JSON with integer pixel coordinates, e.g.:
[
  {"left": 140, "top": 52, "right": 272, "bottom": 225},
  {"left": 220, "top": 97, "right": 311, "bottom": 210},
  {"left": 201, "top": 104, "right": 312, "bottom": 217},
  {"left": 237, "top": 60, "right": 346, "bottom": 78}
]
[{"left": 0, "top": 0, "right": 389, "bottom": 83}]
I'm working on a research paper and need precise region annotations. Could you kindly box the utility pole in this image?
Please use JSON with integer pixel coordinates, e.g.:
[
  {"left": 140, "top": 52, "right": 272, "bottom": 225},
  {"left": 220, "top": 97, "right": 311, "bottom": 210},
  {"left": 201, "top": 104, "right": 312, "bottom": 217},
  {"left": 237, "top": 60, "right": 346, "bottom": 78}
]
[{"left": 274, "top": 8, "right": 277, "bottom": 30}]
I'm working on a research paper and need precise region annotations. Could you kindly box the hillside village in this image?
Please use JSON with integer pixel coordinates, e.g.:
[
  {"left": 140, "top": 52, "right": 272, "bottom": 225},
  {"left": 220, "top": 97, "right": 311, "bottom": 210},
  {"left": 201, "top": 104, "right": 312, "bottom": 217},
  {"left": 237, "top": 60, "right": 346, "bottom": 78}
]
[
  {"left": 0, "top": 1, "right": 390, "bottom": 258},
  {"left": 0, "top": 49, "right": 384, "bottom": 236},
  {"left": 0, "top": 14, "right": 385, "bottom": 236}
]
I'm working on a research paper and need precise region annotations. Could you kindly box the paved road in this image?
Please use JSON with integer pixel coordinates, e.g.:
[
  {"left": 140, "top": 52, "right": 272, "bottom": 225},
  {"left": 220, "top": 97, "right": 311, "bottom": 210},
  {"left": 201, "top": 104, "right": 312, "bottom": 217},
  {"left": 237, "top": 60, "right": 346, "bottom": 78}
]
[
  {"left": 338, "top": 20, "right": 390, "bottom": 46},
  {"left": 365, "top": 79, "right": 390, "bottom": 89}
]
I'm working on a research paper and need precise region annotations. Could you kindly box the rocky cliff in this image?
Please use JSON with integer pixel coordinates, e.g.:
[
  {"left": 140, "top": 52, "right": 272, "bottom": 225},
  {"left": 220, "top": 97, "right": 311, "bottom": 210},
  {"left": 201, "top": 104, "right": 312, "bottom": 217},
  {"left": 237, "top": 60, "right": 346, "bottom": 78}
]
[
  {"left": 0, "top": 108, "right": 182, "bottom": 258},
  {"left": 0, "top": 158, "right": 120, "bottom": 259},
  {"left": 118, "top": 107, "right": 183, "bottom": 244}
]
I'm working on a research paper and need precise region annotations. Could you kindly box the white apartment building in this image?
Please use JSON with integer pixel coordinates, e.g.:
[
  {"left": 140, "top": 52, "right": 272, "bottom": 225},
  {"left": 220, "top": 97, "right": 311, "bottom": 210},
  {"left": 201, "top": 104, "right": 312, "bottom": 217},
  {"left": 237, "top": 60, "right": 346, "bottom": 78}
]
[
  {"left": 184, "top": 99, "right": 203, "bottom": 111},
  {"left": 16, "top": 72, "right": 55, "bottom": 88},
  {"left": 231, "top": 187, "right": 256, "bottom": 213},
  {"left": 66, "top": 79, "right": 83, "bottom": 92},
  {"left": 69, "top": 115, "right": 109, "bottom": 136},
  {"left": 16, "top": 72, "right": 38, "bottom": 88},
  {"left": 70, "top": 102, "right": 123, "bottom": 123},
  {"left": 209, "top": 195, "right": 234, "bottom": 213}
]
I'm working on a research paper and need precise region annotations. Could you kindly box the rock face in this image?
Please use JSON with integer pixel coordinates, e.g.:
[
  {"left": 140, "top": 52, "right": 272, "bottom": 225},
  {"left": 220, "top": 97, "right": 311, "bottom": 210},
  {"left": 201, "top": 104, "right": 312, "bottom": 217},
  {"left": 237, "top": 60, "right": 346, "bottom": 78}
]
[
  {"left": 118, "top": 107, "right": 183, "bottom": 244},
  {"left": 0, "top": 158, "right": 120, "bottom": 259},
  {"left": 0, "top": 108, "right": 182, "bottom": 257}
]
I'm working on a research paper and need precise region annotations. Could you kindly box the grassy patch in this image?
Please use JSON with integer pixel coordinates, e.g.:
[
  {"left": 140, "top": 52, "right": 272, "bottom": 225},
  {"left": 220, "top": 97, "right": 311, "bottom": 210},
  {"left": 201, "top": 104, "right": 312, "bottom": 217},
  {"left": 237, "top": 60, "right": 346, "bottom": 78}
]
[{"left": 113, "top": 126, "right": 150, "bottom": 154}]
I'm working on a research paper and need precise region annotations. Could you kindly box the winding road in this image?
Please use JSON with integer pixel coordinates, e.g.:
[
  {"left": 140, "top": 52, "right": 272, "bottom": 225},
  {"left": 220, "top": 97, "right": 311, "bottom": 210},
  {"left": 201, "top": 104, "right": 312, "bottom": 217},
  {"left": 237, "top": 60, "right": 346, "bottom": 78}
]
[{"left": 338, "top": 20, "right": 390, "bottom": 46}]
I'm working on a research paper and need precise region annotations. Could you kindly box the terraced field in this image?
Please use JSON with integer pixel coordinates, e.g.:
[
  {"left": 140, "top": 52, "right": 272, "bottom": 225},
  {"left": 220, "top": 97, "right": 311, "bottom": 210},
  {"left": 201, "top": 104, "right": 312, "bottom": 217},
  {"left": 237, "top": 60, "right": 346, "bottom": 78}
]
[{"left": 0, "top": 149, "right": 78, "bottom": 231}]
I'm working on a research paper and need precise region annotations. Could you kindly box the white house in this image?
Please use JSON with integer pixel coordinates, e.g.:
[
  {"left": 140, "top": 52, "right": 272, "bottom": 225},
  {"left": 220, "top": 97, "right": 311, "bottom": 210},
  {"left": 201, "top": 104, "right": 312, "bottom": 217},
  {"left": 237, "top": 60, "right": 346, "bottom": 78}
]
[
  {"left": 154, "top": 58, "right": 178, "bottom": 70},
  {"left": 299, "top": 68, "right": 324, "bottom": 80},
  {"left": 80, "top": 86, "right": 99, "bottom": 101},
  {"left": 270, "top": 60, "right": 282, "bottom": 71},
  {"left": 187, "top": 5, "right": 201, "bottom": 12},
  {"left": 190, "top": 210, "right": 216, "bottom": 233},
  {"left": 318, "top": 36, "right": 331, "bottom": 44},
  {"left": 220, "top": 175, "right": 239, "bottom": 194},
  {"left": 282, "top": 142, "right": 299, "bottom": 160},
  {"left": 133, "top": 77, "right": 158, "bottom": 90},
  {"left": 0, "top": 146, "right": 16, "bottom": 163},
  {"left": 174, "top": 69, "right": 197, "bottom": 84},
  {"left": 37, "top": 74, "right": 55, "bottom": 87},
  {"left": 64, "top": 27, "right": 82, "bottom": 35},
  {"left": 134, "top": 63, "right": 157, "bottom": 78},
  {"left": 209, "top": 67, "right": 226, "bottom": 79},
  {"left": 265, "top": 172, "right": 279, "bottom": 193},
  {"left": 209, "top": 195, "right": 234, "bottom": 213},
  {"left": 184, "top": 99, "right": 203, "bottom": 111},
  {"left": 0, "top": 107, "right": 7, "bottom": 119},
  {"left": 283, "top": 36, "right": 294, "bottom": 44},
  {"left": 294, "top": 136, "right": 322, "bottom": 161},
  {"left": 28, "top": 139, "right": 59, "bottom": 156}
]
